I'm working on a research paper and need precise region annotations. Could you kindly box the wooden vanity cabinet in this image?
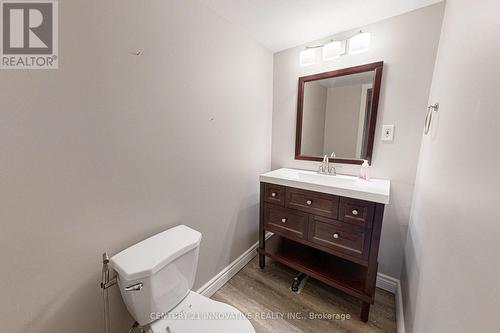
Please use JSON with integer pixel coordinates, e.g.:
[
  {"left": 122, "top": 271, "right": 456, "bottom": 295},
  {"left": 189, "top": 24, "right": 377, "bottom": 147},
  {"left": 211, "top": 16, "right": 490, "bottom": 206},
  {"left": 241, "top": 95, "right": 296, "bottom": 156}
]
[{"left": 258, "top": 182, "right": 385, "bottom": 322}]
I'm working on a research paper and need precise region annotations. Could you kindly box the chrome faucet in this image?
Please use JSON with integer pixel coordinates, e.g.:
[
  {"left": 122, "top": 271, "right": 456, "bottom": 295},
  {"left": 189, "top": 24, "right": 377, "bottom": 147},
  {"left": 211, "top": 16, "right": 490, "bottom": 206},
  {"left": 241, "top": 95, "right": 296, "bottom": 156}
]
[
  {"left": 328, "top": 152, "right": 337, "bottom": 176},
  {"left": 318, "top": 155, "right": 329, "bottom": 174},
  {"left": 318, "top": 152, "right": 337, "bottom": 175}
]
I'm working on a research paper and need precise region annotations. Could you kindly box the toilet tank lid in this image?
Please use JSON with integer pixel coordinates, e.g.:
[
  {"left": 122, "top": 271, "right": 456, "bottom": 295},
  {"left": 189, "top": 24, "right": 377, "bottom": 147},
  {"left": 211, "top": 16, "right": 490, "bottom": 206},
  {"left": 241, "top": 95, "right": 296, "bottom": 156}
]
[{"left": 110, "top": 225, "right": 202, "bottom": 281}]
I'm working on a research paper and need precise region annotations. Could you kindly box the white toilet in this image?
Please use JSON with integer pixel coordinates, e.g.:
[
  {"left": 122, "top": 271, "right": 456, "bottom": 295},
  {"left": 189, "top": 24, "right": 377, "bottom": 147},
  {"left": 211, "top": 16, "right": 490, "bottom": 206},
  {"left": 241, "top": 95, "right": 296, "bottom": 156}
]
[{"left": 110, "top": 225, "right": 255, "bottom": 333}]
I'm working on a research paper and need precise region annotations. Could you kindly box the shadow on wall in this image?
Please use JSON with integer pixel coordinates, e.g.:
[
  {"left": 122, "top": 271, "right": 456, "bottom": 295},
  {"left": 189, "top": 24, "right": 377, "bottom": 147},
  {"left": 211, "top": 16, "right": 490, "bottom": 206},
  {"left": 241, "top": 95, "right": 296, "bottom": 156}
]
[
  {"left": 17, "top": 273, "right": 134, "bottom": 333},
  {"left": 401, "top": 221, "right": 422, "bottom": 333},
  {"left": 219, "top": 194, "right": 260, "bottom": 272}
]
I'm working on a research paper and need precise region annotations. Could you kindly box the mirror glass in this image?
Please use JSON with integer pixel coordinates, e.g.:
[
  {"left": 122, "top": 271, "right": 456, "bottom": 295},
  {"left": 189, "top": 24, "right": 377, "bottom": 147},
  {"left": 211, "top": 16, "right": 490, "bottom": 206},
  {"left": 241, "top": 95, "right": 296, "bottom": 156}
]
[{"left": 300, "top": 71, "right": 375, "bottom": 160}]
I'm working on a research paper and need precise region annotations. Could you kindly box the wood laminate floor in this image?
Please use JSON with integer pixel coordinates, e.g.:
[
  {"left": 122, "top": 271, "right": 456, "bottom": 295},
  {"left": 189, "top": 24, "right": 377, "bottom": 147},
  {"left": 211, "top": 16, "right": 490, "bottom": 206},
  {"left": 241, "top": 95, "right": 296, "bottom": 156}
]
[{"left": 212, "top": 257, "right": 397, "bottom": 333}]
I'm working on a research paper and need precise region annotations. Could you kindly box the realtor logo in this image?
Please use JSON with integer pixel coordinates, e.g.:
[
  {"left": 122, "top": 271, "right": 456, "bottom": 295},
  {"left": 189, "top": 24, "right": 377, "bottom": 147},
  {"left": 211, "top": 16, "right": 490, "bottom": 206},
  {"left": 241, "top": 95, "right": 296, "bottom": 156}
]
[{"left": 1, "top": 0, "right": 58, "bottom": 69}]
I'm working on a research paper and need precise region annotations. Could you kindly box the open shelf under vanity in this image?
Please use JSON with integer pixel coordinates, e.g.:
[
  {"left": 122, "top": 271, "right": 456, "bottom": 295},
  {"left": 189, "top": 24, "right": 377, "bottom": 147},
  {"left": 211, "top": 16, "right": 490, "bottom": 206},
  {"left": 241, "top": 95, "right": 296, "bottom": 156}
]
[{"left": 257, "top": 234, "right": 371, "bottom": 302}]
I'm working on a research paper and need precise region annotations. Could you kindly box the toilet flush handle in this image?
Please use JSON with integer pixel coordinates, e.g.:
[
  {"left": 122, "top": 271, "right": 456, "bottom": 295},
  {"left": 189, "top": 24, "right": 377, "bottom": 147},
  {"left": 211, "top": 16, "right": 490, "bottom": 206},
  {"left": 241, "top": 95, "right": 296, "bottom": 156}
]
[{"left": 124, "top": 282, "right": 143, "bottom": 292}]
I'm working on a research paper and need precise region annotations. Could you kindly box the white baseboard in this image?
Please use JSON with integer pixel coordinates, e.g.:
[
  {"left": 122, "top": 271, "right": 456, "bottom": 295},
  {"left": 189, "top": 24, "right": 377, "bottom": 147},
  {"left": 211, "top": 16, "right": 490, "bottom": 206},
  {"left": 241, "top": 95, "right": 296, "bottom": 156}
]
[
  {"left": 395, "top": 279, "right": 405, "bottom": 333},
  {"left": 376, "top": 273, "right": 405, "bottom": 333},
  {"left": 376, "top": 272, "right": 398, "bottom": 293},
  {"left": 197, "top": 233, "right": 272, "bottom": 297},
  {"left": 197, "top": 236, "right": 404, "bottom": 332}
]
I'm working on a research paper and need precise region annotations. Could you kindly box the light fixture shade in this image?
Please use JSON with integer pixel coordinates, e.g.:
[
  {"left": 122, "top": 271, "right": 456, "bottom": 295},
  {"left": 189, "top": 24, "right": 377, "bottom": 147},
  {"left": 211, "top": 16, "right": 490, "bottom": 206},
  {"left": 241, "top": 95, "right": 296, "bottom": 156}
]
[
  {"left": 322, "top": 41, "right": 346, "bottom": 61},
  {"left": 299, "top": 48, "right": 316, "bottom": 67},
  {"left": 348, "top": 32, "right": 371, "bottom": 55}
]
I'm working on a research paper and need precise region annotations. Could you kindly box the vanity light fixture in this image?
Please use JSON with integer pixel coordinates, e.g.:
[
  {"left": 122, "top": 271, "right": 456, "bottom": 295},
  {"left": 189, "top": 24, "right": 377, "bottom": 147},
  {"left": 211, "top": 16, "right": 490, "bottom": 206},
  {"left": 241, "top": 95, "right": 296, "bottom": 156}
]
[
  {"left": 348, "top": 32, "right": 371, "bottom": 55},
  {"left": 322, "top": 40, "right": 346, "bottom": 61},
  {"left": 299, "top": 48, "right": 316, "bottom": 67},
  {"left": 300, "top": 30, "right": 370, "bottom": 65}
]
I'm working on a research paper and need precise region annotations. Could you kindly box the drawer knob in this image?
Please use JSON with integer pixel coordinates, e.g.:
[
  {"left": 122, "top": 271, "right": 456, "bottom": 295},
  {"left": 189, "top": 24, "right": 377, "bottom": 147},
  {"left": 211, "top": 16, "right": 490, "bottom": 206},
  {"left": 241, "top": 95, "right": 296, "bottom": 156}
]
[
  {"left": 306, "top": 200, "right": 312, "bottom": 206},
  {"left": 333, "top": 233, "right": 340, "bottom": 239},
  {"left": 352, "top": 209, "right": 359, "bottom": 216},
  {"left": 281, "top": 218, "right": 287, "bottom": 223},
  {"left": 271, "top": 192, "right": 277, "bottom": 197}
]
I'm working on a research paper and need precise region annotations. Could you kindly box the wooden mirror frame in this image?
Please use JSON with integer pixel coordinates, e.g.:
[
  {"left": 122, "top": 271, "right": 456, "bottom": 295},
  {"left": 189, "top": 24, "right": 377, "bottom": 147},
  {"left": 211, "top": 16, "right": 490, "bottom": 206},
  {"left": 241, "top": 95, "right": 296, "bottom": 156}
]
[{"left": 295, "top": 61, "right": 383, "bottom": 165}]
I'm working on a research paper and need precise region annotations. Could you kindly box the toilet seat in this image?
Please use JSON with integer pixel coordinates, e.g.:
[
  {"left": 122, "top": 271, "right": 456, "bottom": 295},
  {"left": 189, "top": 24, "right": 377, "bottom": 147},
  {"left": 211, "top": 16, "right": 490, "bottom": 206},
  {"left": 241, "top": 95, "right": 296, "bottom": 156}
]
[{"left": 148, "top": 291, "right": 255, "bottom": 333}]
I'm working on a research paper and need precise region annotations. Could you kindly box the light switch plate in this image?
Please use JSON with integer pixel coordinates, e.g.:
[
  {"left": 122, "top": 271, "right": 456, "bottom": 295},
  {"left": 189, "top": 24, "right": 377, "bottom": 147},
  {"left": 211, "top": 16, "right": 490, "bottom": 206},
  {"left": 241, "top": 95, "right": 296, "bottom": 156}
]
[{"left": 381, "top": 125, "right": 394, "bottom": 141}]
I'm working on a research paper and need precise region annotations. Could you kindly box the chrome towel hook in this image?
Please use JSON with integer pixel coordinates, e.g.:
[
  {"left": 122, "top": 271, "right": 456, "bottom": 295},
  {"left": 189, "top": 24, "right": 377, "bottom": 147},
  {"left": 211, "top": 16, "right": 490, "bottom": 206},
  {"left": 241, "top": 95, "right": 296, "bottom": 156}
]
[{"left": 424, "top": 103, "right": 439, "bottom": 135}]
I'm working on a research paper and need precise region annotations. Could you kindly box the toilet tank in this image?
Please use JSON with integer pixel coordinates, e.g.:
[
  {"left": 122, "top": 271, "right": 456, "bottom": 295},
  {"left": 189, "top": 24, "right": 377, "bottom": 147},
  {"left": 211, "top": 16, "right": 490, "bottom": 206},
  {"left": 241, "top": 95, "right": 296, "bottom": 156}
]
[{"left": 110, "top": 225, "right": 202, "bottom": 326}]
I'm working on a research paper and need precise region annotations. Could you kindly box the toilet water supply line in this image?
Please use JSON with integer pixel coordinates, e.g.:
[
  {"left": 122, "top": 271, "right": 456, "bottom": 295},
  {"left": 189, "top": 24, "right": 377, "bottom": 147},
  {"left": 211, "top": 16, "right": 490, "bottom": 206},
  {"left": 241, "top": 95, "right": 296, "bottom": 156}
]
[
  {"left": 100, "top": 253, "right": 145, "bottom": 333},
  {"left": 101, "top": 252, "right": 117, "bottom": 333}
]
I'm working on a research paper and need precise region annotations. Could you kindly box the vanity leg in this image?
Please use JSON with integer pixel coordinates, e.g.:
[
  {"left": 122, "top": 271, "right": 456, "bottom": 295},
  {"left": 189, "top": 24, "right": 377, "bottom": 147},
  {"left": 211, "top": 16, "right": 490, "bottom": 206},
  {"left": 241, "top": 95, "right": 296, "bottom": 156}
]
[
  {"left": 360, "top": 302, "right": 370, "bottom": 322},
  {"left": 259, "top": 254, "right": 265, "bottom": 269},
  {"left": 360, "top": 204, "right": 385, "bottom": 323}
]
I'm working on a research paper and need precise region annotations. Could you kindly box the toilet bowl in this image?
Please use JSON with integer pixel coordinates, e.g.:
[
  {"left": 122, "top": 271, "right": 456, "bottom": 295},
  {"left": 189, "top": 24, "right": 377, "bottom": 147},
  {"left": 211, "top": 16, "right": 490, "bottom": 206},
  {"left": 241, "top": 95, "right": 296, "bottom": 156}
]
[
  {"left": 148, "top": 291, "right": 254, "bottom": 333},
  {"left": 109, "top": 225, "right": 255, "bottom": 333}
]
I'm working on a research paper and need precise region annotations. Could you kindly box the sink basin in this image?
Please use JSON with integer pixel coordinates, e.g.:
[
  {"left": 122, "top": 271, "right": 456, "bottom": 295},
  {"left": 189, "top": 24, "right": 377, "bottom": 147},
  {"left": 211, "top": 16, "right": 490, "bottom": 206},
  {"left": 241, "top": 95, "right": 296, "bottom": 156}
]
[{"left": 260, "top": 168, "right": 390, "bottom": 204}]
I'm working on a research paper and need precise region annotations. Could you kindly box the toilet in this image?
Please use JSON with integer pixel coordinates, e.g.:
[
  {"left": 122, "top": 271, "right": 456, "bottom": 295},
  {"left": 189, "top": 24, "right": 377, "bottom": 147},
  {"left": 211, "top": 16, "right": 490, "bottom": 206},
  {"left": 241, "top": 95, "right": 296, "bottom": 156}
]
[{"left": 110, "top": 225, "right": 255, "bottom": 333}]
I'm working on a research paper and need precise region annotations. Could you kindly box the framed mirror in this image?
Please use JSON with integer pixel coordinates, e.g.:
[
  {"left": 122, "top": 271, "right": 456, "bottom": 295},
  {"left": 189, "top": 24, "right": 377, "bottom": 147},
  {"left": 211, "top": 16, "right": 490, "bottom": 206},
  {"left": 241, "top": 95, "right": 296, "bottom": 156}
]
[{"left": 295, "top": 61, "right": 383, "bottom": 165}]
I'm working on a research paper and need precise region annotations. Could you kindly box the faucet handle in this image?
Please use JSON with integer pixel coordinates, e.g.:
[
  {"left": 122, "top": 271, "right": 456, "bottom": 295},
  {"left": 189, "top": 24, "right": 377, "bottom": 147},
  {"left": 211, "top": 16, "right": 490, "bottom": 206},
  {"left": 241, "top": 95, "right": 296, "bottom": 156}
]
[
  {"left": 326, "top": 152, "right": 336, "bottom": 175},
  {"left": 328, "top": 165, "right": 337, "bottom": 176}
]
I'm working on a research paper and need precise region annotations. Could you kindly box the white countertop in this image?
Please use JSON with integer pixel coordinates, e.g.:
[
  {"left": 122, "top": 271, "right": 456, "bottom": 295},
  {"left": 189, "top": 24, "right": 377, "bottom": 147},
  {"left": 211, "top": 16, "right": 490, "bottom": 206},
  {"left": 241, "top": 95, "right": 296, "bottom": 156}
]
[{"left": 260, "top": 168, "right": 390, "bottom": 204}]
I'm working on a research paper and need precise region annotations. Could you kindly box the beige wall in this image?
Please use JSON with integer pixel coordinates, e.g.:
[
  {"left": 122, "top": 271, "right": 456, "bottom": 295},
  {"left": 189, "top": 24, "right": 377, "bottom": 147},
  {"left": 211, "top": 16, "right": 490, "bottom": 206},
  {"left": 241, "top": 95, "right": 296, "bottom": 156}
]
[
  {"left": 272, "top": 3, "right": 445, "bottom": 278},
  {"left": 323, "top": 85, "right": 363, "bottom": 157},
  {"left": 402, "top": 0, "right": 500, "bottom": 332},
  {"left": 0, "top": 1, "right": 272, "bottom": 332},
  {"left": 301, "top": 81, "right": 327, "bottom": 156}
]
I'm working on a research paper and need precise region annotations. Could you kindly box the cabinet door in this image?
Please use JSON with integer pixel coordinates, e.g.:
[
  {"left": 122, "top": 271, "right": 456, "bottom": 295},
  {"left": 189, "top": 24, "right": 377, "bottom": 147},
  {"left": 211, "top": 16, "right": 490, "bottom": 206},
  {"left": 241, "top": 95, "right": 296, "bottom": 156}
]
[
  {"left": 285, "top": 187, "right": 339, "bottom": 219},
  {"left": 308, "top": 215, "right": 371, "bottom": 260},
  {"left": 263, "top": 183, "right": 285, "bottom": 206},
  {"left": 263, "top": 203, "right": 308, "bottom": 240},
  {"left": 339, "top": 197, "right": 375, "bottom": 228}
]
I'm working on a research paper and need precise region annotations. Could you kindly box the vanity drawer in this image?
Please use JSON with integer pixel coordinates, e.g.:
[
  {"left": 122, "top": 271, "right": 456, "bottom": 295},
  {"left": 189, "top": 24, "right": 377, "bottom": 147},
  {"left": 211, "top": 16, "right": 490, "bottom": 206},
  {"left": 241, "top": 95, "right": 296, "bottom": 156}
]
[
  {"left": 285, "top": 187, "right": 339, "bottom": 219},
  {"left": 308, "top": 216, "right": 369, "bottom": 259},
  {"left": 263, "top": 203, "right": 308, "bottom": 240},
  {"left": 339, "top": 197, "right": 375, "bottom": 228},
  {"left": 263, "top": 183, "right": 285, "bottom": 206}
]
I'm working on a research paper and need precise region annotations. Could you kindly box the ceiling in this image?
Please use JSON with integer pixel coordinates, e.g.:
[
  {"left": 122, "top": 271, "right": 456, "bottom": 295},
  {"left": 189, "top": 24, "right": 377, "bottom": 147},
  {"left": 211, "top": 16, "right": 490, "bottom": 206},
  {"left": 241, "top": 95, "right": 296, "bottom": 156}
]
[{"left": 200, "top": 0, "right": 443, "bottom": 52}]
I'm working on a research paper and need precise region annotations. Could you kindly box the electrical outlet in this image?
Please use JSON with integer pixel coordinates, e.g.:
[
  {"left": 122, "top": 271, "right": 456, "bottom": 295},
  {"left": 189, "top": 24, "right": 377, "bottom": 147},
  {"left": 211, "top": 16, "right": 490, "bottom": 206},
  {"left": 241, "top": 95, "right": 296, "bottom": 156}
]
[{"left": 381, "top": 125, "right": 394, "bottom": 141}]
